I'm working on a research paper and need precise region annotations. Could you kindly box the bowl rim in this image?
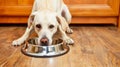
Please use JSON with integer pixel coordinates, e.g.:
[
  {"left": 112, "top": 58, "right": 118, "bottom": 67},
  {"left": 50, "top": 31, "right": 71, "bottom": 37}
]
[{"left": 27, "top": 38, "right": 64, "bottom": 46}]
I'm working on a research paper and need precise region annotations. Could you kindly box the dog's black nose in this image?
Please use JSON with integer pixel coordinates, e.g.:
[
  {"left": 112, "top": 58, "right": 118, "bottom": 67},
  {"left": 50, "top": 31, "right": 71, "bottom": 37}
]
[{"left": 40, "top": 37, "right": 48, "bottom": 46}]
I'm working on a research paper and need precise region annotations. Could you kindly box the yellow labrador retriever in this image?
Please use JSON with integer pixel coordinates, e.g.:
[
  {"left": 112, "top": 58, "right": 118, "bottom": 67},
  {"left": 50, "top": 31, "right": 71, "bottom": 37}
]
[{"left": 12, "top": 0, "right": 74, "bottom": 46}]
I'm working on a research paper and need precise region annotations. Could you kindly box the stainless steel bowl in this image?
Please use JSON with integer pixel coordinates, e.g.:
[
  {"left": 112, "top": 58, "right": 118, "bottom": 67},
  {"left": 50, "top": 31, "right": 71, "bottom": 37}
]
[{"left": 21, "top": 38, "right": 69, "bottom": 57}]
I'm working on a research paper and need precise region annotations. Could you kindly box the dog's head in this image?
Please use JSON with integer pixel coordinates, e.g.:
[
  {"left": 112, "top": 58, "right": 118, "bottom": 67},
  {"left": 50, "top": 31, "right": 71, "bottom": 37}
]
[{"left": 28, "top": 10, "right": 64, "bottom": 46}]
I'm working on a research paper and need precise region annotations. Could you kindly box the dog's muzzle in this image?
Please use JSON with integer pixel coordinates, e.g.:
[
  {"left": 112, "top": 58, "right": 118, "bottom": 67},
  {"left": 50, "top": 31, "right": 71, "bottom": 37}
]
[{"left": 40, "top": 37, "right": 49, "bottom": 46}]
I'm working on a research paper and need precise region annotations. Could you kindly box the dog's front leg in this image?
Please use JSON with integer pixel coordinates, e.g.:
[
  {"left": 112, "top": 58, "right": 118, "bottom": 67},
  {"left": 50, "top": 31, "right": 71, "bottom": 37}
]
[
  {"left": 61, "top": 4, "right": 73, "bottom": 34},
  {"left": 12, "top": 26, "right": 33, "bottom": 46},
  {"left": 59, "top": 25, "right": 74, "bottom": 45}
]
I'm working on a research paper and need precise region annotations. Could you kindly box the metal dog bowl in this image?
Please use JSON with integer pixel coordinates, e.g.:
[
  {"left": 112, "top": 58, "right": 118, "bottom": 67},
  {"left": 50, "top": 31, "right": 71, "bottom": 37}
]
[{"left": 21, "top": 38, "right": 69, "bottom": 57}]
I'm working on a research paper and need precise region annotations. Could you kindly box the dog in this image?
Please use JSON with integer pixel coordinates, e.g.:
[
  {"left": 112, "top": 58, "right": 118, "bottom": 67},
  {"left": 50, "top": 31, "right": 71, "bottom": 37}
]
[{"left": 12, "top": 0, "right": 74, "bottom": 46}]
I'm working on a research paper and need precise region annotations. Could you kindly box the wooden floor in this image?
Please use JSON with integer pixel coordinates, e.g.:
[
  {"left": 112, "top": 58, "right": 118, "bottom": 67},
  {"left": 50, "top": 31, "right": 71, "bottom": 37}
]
[{"left": 0, "top": 25, "right": 120, "bottom": 67}]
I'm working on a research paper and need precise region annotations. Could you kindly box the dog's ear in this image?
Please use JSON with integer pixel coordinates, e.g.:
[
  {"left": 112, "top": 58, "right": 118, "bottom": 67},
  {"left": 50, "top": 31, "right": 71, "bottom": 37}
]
[
  {"left": 28, "top": 12, "right": 37, "bottom": 28},
  {"left": 56, "top": 15, "right": 68, "bottom": 31}
]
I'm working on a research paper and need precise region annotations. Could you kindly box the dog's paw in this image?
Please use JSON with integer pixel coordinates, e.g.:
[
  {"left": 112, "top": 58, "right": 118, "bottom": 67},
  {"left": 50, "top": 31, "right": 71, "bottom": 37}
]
[
  {"left": 65, "top": 37, "right": 74, "bottom": 45},
  {"left": 66, "top": 28, "right": 73, "bottom": 34},
  {"left": 12, "top": 39, "right": 24, "bottom": 46}
]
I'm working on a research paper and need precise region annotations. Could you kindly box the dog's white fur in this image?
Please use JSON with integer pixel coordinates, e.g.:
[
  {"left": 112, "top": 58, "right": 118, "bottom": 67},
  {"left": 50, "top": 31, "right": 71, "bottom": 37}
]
[{"left": 12, "top": 0, "right": 74, "bottom": 46}]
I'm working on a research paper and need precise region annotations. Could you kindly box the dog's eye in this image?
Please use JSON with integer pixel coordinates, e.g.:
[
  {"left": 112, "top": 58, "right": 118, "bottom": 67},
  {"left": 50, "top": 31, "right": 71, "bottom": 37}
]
[
  {"left": 36, "top": 24, "right": 41, "bottom": 28},
  {"left": 49, "top": 25, "right": 54, "bottom": 29}
]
